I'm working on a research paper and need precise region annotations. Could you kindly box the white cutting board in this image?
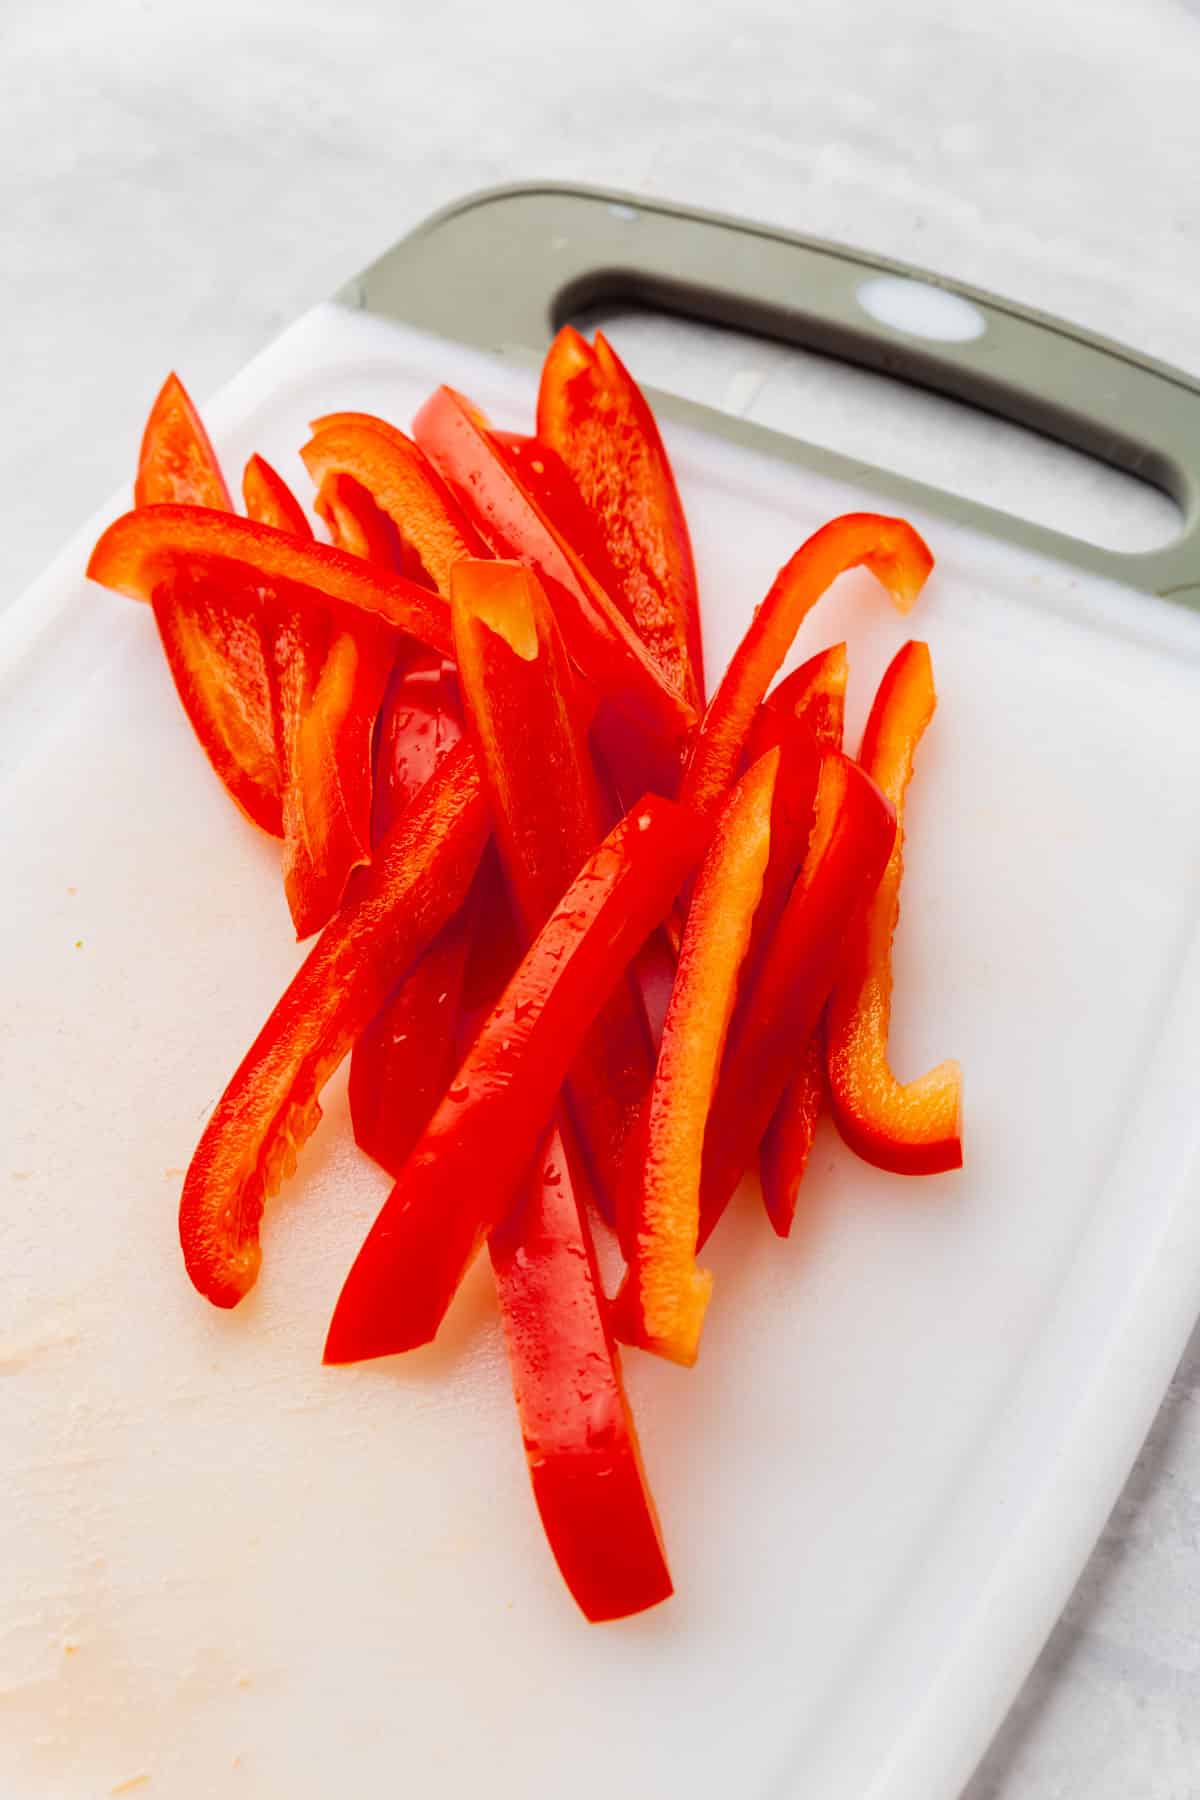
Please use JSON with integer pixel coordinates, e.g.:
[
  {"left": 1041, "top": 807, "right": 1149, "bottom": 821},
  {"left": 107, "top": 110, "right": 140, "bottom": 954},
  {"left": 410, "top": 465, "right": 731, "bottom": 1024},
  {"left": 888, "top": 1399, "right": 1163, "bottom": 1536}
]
[{"left": 5, "top": 303, "right": 1200, "bottom": 1800}]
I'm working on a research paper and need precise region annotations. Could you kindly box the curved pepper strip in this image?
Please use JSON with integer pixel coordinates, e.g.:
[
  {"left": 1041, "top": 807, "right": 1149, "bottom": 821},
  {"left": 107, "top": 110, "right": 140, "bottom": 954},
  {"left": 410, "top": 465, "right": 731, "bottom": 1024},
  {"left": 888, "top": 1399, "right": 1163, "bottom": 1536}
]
[
  {"left": 301, "top": 417, "right": 485, "bottom": 594},
  {"left": 412, "top": 386, "right": 695, "bottom": 755},
  {"left": 348, "top": 654, "right": 469, "bottom": 1176},
  {"left": 242, "top": 454, "right": 313, "bottom": 539},
  {"left": 537, "top": 326, "right": 704, "bottom": 711},
  {"left": 825, "top": 641, "right": 963, "bottom": 1174},
  {"left": 490, "top": 1125, "right": 673, "bottom": 1622},
  {"left": 750, "top": 646, "right": 849, "bottom": 1236},
  {"left": 134, "top": 376, "right": 283, "bottom": 836},
  {"left": 323, "top": 794, "right": 711, "bottom": 1365},
  {"left": 179, "top": 741, "right": 489, "bottom": 1308},
  {"left": 679, "top": 514, "right": 932, "bottom": 818},
  {"left": 697, "top": 753, "right": 897, "bottom": 1247},
  {"left": 87, "top": 504, "right": 453, "bottom": 656},
  {"left": 613, "top": 747, "right": 781, "bottom": 1367},
  {"left": 314, "top": 471, "right": 406, "bottom": 569},
  {"left": 451, "top": 559, "right": 655, "bottom": 1227}
]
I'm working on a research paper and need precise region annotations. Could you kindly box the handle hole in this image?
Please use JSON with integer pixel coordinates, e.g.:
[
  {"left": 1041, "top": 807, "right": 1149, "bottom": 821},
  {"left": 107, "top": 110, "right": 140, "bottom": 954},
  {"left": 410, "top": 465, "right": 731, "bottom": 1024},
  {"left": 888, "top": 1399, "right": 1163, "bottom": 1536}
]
[{"left": 566, "top": 304, "right": 1182, "bottom": 556}]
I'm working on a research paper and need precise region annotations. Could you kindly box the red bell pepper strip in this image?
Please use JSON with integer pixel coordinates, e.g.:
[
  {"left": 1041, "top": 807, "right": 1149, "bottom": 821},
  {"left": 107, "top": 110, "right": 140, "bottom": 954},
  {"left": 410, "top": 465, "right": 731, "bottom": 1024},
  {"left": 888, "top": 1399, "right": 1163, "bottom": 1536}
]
[
  {"left": 348, "top": 904, "right": 476, "bottom": 1178},
  {"left": 348, "top": 652, "right": 468, "bottom": 1175},
  {"left": 679, "top": 514, "right": 932, "bottom": 817},
  {"left": 537, "top": 326, "right": 704, "bottom": 711},
  {"left": 134, "top": 376, "right": 283, "bottom": 836},
  {"left": 450, "top": 559, "right": 655, "bottom": 1225},
  {"left": 301, "top": 417, "right": 486, "bottom": 594},
  {"left": 179, "top": 741, "right": 488, "bottom": 1308},
  {"left": 490, "top": 1125, "right": 673, "bottom": 1622},
  {"left": 242, "top": 454, "right": 313, "bottom": 539},
  {"left": 697, "top": 753, "right": 897, "bottom": 1245},
  {"left": 754, "top": 645, "right": 849, "bottom": 1237},
  {"left": 825, "top": 641, "right": 963, "bottom": 1174},
  {"left": 613, "top": 747, "right": 782, "bottom": 1366},
  {"left": 314, "top": 471, "right": 405, "bottom": 569},
  {"left": 241, "top": 451, "right": 396, "bottom": 937},
  {"left": 412, "top": 386, "right": 696, "bottom": 752},
  {"left": 87, "top": 505, "right": 453, "bottom": 656},
  {"left": 759, "top": 1036, "right": 827, "bottom": 1237},
  {"left": 323, "top": 794, "right": 711, "bottom": 1364}
]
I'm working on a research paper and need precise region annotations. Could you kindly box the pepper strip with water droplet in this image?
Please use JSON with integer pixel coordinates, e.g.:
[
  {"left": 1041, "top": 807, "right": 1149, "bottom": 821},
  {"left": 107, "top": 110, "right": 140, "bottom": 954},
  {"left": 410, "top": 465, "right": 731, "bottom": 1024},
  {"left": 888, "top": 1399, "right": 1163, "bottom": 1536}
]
[
  {"left": 612, "top": 747, "right": 783, "bottom": 1367},
  {"left": 451, "top": 558, "right": 655, "bottom": 1227},
  {"left": 178, "top": 741, "right": 488, "bottom": 1308},
  {"left": 825, "top": 641, "right": 963, "bottom": 1175},
  {"left": 490, "top": 1125, "right": 673, "bottom": 1622},
  {"left": 324, "top": 793, "right": 712, "bottom": 1364}
]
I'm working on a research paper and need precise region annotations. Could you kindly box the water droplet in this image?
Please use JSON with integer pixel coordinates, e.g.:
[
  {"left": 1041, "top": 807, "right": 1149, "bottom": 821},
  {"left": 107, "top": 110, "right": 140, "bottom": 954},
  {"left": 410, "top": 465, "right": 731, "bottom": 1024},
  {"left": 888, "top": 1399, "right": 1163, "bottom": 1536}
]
[{"left": 447, "top": 1083, "right": 470, "bottom": 1103}]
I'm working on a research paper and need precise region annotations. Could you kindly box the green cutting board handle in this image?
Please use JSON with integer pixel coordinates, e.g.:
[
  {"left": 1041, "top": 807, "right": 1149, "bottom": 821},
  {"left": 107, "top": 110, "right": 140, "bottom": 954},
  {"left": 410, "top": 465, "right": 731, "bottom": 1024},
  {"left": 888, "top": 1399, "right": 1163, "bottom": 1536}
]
[{"left": 343, "top": 182, "right": 1200, "bottom": 605}]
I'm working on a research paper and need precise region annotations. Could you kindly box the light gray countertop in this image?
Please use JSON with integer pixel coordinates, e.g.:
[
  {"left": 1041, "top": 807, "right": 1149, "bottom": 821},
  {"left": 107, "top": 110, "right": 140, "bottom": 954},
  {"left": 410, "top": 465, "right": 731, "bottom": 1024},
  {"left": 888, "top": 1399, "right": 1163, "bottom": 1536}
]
[{"left": 4, "top": 0, "right": 1200, "bottom": 1791}]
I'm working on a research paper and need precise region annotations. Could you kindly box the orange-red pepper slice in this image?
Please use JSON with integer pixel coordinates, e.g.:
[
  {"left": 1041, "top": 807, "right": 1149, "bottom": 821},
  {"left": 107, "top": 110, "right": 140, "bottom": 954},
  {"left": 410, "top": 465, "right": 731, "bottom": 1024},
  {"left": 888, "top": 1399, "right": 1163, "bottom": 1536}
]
[
  {"left": 242, "top": 454, "right": 313, "bottom": 540},
  {"left": 613, "top": 746, "right": 782, "bottom": 1366},
  {"left": 537, "top": 326, "right": 704, "bottom": 710},
  {"left": 301, "top": 415, "right": 485, "bottom": 593},
  {"left": 134, "top": 375, "right": 283, "bottom": 835},
  {"left": 680, "top": 514, "right": 932, "bottom": 817},
  {"left": 825, "top": 641, "right": 963, "bottom": 1175},
  {"left": 750, "top": 645, "right": 849, "bottom": 1236},
  {"left": 178, "top": 741, "right": 488, "bottom": 1307},
  {"left": 412, "top": 385, "right": 696, "bottom": 755},
  {"left": 490, "top": 1124, "right": 673, "bottom": 1622},
  {"left": 451, "top": 559, "right": 655, "bottom": 1224},
  {"left": 323, "top": 794, "right": 711, "bottom": 1364},
  {"left": 698, "top": 753, "right": 897, "bottom": 1245},
  {"left": 88, "top": 504, "right": 453, "bottom": 656}
]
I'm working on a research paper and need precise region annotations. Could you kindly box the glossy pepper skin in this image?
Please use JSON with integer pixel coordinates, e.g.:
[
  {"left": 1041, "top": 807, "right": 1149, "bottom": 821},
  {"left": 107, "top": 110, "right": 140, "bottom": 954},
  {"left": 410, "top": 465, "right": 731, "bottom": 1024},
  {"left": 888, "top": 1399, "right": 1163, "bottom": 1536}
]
[
  {"left": 614, "top": 748, "right": 782, "bottom": 1367},
  {"left": 301, "top": 416, "right": 485, "bottom": 593},
  {"left": 134, "top": 375, "right": 283, "bottom": 836},
  {"left": 242, "top": 453, "right": 396, "bottom": 938},
  {"left": 178, "top": 741, "right": 488, "bottom": 1308},
  {"left": 242, "top": 454, "right": 313, "bottom": 540},
  {"left": 451, "top": 559, "right": 655, "bottom": 1226},
  {"left": 323, "top": 794, "right": 712, "bottom": 1365},
  {"left": 348, "top": 654, "right": 469, "bottom": 1177},
  {"left": 490, "top": 1126, "right": 673, "bottom": 1622},
  {"left": 825, "top": 641, "right": 963, "bottom": 1175},
  {"left": 752, "top": 646, "right": 849, "bottom": 1236},
  {"left": 88, "top": 505, "right": 453, "bottom": 657},
  {"left": 537, "top": 326, "right": 704, "bottom": 710},
  {"left": 314, "top": 471, "right": 406, "bottom": 569},
  {"left": 680, "top": 514, "right": 932, "bottom": 818},
  {"left": 412, "top": 385, "right": 696, "bottom": 755},
  {"left": 697, "top": 753, "right": 897, "bottom": 1246}
]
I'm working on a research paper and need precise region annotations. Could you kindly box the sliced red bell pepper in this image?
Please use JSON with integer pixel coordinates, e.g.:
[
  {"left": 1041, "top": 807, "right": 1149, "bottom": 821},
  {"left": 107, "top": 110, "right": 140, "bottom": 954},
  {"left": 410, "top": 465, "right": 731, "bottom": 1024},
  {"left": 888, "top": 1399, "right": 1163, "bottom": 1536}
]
[
  {"left": 241, "top": 451, "right": 396, "bottom": 938},
  {"left": 451, "top": 559, "right": 655, "bottom": 1225},
  {"left": 613, "top": 747, "right": 782, "bottom": 1366},
  {"left": 301, "top": 416, "right": 486, "bottom": 594},
  {"left": 314, "top": 471, "right": 405, "bottom": 569},
  {"left": 490, "top": 1124, "right": 673, "bottom": 1622},
  {"left": 348, "top": 903, "right": 476, "bottom": 1178},
  {"left": 754, "top": 645, "right": 849, "bottom": 1237},
  {"left": 697, "top": 753, "right": 897, "bottom": 1245},
  {"left": 680, "top": 514, "right": 932, "bottom": 817},
  {"left": 323, "top": 794, "right": 711, "bottom": 1364},
  {"left": 412, "top": 386, "right": 695, "bottom": 753},
  {"left": 348, "top": 650, "right": 468, "bottom": 1174},
  {"left": 273, "top": 606, "right": 397, "bottom": 938},
  {"left": 537, "top": 325, "right": 704, "bottom": 710},
  {"left": 825, "top": 641, "right": 963, "bottom": 1175},
  {"left": 88, "top": 504, "right": 452, "bottom": 656},
  {"left": 178, "top": 740, "right": 488, "bottom": 1308},
  {"left": 242, "top": 454, "right": 313, "bottom": 539},
  {"left": 134, "top": 375, "right": 283, "bottom": 836}
]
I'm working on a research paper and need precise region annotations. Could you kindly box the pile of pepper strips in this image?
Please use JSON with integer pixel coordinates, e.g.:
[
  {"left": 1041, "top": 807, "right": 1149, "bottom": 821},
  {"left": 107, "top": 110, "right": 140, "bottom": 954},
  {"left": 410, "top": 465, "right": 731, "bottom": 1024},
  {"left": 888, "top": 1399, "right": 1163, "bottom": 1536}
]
[{"left": 87, "top": 328, "right": 963, "bottom": 1623}]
